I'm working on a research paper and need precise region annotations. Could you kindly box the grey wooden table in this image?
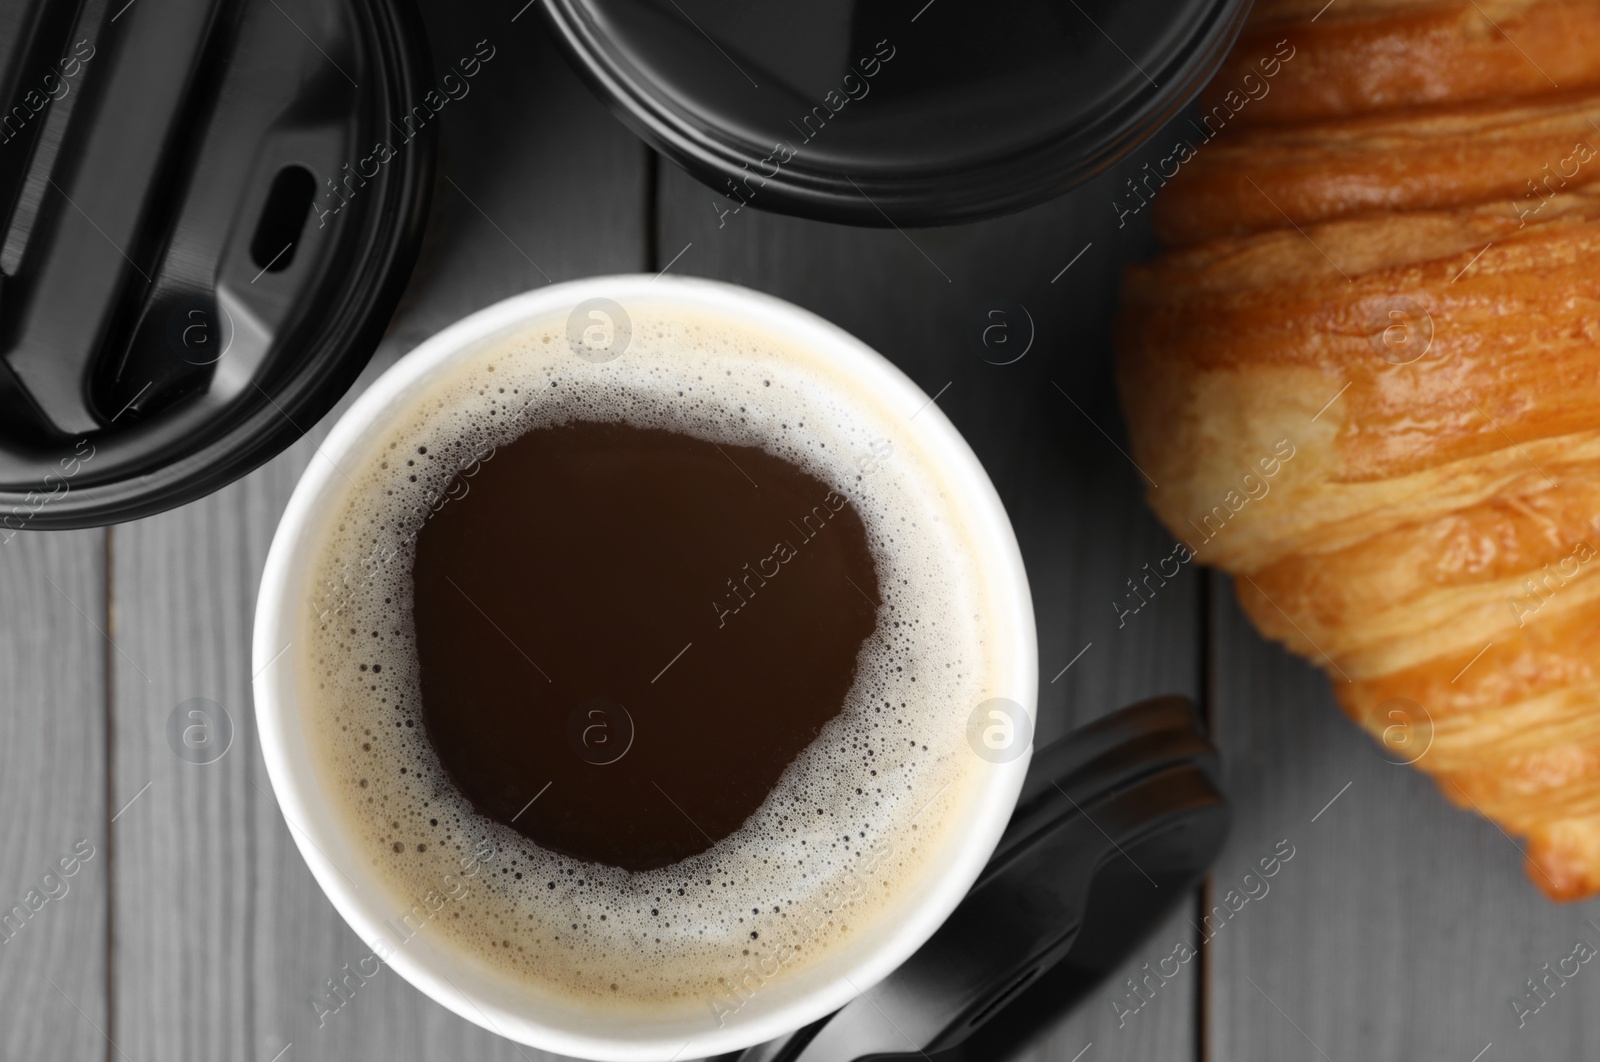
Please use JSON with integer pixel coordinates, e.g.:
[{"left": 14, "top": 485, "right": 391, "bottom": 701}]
[{"left": 7, "top": 5, "right": 1600, "bottom": 1061}]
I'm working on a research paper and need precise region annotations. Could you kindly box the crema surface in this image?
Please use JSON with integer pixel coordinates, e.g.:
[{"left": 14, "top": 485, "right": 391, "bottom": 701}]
[{"left": 298, "top": 303, "right": 1000, "bottom": 1018}]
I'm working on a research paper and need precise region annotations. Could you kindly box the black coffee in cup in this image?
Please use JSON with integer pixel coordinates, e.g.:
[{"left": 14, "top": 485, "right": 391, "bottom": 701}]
[
  {"left": 300, "top": 303, "right": 999, "bottom": 1014},
  {"left": 411, "top": 419, "right": 879, "bottom": 871}
]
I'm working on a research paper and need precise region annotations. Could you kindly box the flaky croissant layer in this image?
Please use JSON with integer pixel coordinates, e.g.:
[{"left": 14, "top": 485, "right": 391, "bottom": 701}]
[{"left": 1116, "top": 0, "right": 1600, "bottom": 899}]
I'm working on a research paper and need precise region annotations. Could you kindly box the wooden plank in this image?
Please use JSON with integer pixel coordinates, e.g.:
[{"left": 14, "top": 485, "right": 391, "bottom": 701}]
[
  {"left": 0, "top": 529, "right": 107, "bottom": 1062},
  {"left": 656, "top": 155, "right": 1204, "bottom": 1060},
  {"left": 107, "top": 6, "right": 648, "bottom": 1061},
  {"left": 1208, "top": 574, "right": 1600, "bottom": 1061}
]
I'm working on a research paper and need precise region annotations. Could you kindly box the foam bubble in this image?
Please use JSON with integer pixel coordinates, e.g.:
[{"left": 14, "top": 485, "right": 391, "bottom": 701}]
[{"left": 297, "top": 302, "right": 1001, "bottom": 1020}]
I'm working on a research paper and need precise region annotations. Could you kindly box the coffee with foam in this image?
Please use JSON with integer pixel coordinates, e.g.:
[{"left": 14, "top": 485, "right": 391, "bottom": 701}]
[{"left": 295, "top": 300, "right": 1006, "bottom": 1022}]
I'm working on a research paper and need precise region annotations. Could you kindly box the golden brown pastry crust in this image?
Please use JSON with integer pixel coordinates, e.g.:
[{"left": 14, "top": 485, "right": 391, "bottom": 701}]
[
  {"left": 1156, "top": 95, "right": 1600, "bottom": 244},
  {"left": 1117, "top": 0, "right": 1600, "bottom": 898},
  {"left": 1207, "top": 2, "right": 1600, "bottom": 128}
]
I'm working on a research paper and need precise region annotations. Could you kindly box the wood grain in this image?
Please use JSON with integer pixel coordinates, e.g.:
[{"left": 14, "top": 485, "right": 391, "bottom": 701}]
[
  {"left": 10, "top": 7, "right": 1600, "bottom": 1057},
  {"left": 106, "top": 5, "right": 648, "bottom": 1060},
  {"left": 0, "top": 529, "right": 107, "bottom": 1062}
]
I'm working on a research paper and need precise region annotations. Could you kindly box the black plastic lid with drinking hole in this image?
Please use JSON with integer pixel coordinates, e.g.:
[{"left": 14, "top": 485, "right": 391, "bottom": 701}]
[
  {"left": 540, "top": 0, "right": 1254, "bottom": 227},
  {"left": 0, "top": 0, "right": 435, "bottom": 530}
]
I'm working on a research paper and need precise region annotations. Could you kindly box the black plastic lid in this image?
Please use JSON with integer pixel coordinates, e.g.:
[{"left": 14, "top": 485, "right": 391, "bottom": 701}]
[
  {"left": 541, "top": 0, "right": 1252, "bottom": 227},
  {"left": 0, "top": 0, "right": 435, "bottom": 530}
]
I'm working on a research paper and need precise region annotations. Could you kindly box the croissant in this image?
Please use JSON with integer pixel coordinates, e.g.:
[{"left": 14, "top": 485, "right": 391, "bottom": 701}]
[{"left": 1115, "top": 0, "right": 1600, "bottom": 899}]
